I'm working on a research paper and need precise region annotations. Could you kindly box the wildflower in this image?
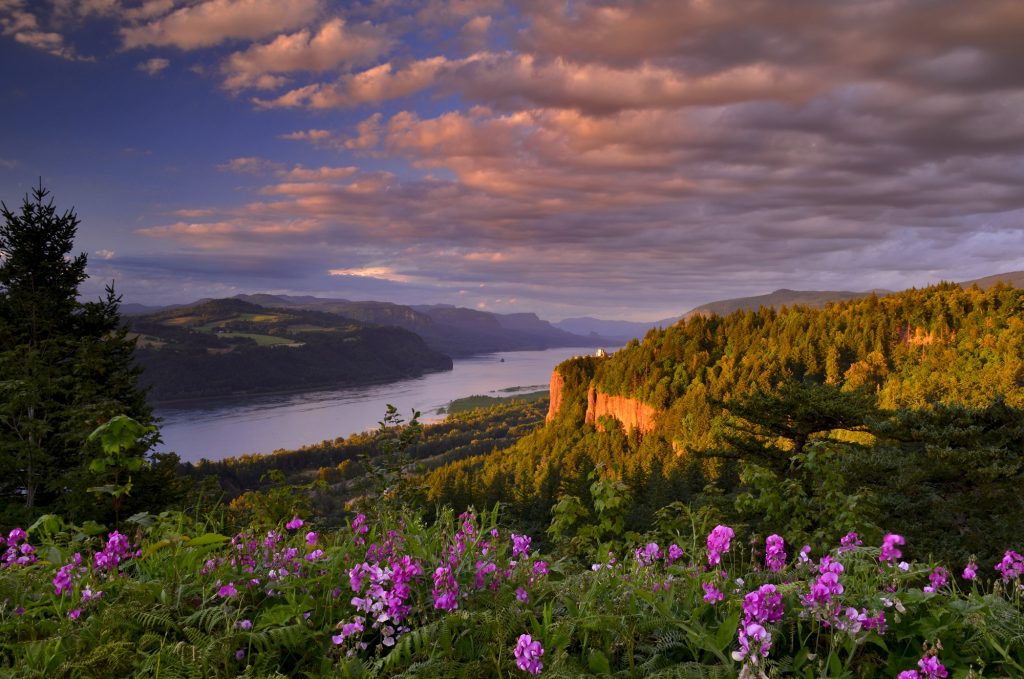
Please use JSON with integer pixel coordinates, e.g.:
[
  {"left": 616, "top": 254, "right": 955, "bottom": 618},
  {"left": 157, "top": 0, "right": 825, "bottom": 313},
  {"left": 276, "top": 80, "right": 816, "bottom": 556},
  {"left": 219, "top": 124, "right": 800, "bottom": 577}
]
[
  {"left": 923, "top": 567, "right": 948, "bottom": 593},
  {"left": 995, "top": 550, "right": 1024, "bottom": 582},
  {"left": 742, "top": 584, "right": 784, "bottom": 624},
  {"left": 305, "top": 531, "right": 318, "bottom": 546},
  {"left": 765, "top": 535, "right": 786, "bottom": 572},
  {"left": 797, "top": 545, "right": 812, "bottom": 565},
  {"left": 54, "top": 553, "right": 83, "bottom": 596},
  {"left": 667, "top": 544, "right": 684, "bottom": 565},
  {"left": 351, "top": 514, "right": 369, "bottom": 545},
  {"left": 702, "top": 582, "right": 724, "bottom": 604},
  {"left": 516, "top": 587, "right": 529, "bottom": 603},
  {"left": 236, "top": 619, "right": 253, "bottom": 630},
  {"left": 432, "top": 565, "right": 459, "bottom": 611},
  {"left": 962, "top": 561, "right": 977, "bottom": 580},
  {"left": 285, "top": 516, "right": 304, "bottom": 531},
  {"left": 804, "top": 556, "right": 844, "bottom": 608},
  {"left": 733, "top": 622, "right": 772, "bottom": 677},
  {"left": 235, "top": 649, "right": 245, "bottom": 661},
  {"left": 898, "top": 652, "right": 949, "bottom": 678},
  {"left": 917, "top": 655, "right": 949, "bottom": 678},
  {"left": 513, "top": 633, "right": 544, "bottom": 675},
  {"left": 532, "top": 561, "right": 549, "bottom": 577},
  {"left": 2, "top": 527, "right": 37, "bottom": 568},
  {"left": 706, "top": 525, "right": 735, "bottom": 566},
  {"left": 217, "top": 582, "right": 238, "bottom": 598},
  {"left": 68, "top": 609, "right": 82, "bottom": 620},
  {"left": 511, "top": 534, "right": 532, "bottom": 558},
  {"left": 635, "top": 542, "right": 661, "bottom": 566},
  {"left": 879, "top": 534, "right": 905, "bottom": 564},
  {"left": 80, "top": 587, "right": 103, "bottom": 602},
  {"left": 839, "top": 532, "right": 862, "bottom": 553},
  {"left": 94, "top": 531, "right": 133, "bottom": 572}
]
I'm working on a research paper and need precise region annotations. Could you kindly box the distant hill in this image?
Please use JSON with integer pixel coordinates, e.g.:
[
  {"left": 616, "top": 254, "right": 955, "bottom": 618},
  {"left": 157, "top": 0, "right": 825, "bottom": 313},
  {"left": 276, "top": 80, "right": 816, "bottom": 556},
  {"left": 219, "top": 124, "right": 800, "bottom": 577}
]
[
  {"left": 554, "top": 316, "right": 680, "bottom": 343},
  {"left": 680, "top": 288, "right": 888, "bottom": 320},
  {"left": 128, "top": 299, "right": 452, "bottom": 402},
  {"left": 233, "top": 294, "right": 604, "bottom": 356},
  {"left": 958, "top": 270, "right": 1024, "bottom": 290}
]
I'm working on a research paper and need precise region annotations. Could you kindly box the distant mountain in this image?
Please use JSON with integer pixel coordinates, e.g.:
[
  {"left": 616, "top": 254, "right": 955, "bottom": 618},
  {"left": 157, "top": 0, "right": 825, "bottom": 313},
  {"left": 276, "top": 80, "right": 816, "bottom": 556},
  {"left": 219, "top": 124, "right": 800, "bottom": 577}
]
[
  {"left": 232, "top": 294, "right": 604, "bottom": 356},
  {"left": 680, "top": 288, "right": 890, "bottom": 320},
  {"left": 128, "top": 299, "right": 451, "bottom": 402},
  {"left": 121, "top": 302, "right": 182, "bottom": 316},
  {"left": 958, "top": 271, "right": 1024, "bottom": 290},
  {"left": 554, "top": 316, "right": 680, "bottom": 343}
]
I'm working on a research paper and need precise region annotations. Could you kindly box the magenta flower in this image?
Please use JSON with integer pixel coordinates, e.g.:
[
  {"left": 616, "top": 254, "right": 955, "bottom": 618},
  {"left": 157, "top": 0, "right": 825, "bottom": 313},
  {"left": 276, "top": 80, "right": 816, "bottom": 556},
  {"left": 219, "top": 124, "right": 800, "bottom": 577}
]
[
  {"left": 995, "top": 550, "right": 1024, "bottom": 582},
  {"left": 765, "top": 534, "right": 786, "bottom": 572},
  {"left": 94, "top": 531, "right": 133, "bottom": 572},
  {"left": 236, "top": 619, "right": 253, "bottom": 630},
  {"left": 702, "top": 582, "right": 724, "bottom": 604},
  {"left": 742, "top": 584, "right": 784, "bottom": 624},
  {"left": 68, "top": 609, "right": 82, "bottom": 620},
  {"left": 962, "top": 561, "right": 977, "bottom": 580},
  {"left": 217, "top": 582, "right": 238, "bottom": 598},
  {"left": 924, "top": 567, "right": 948, "bottom": 593},
  {"left": 432, "top": 565, "right": 459, "bottom": 611},
  {"left": 666, "top": 544, "right": 683, "bottom": 565},
  {"left": 839, "top": 532, "right": 862, "bottom": 553},
  {"left": 305, "top": 531, "right": 318, "bottom": 546},
  {"left": 635, "top": 542, "right": 661, "bottom": 566},
  {"left": 285, "top": 516, "right": 304, "bottom": 531},
  {"left": 733, "top": 622, "right": 772, "bottom": 673},
  {"left": 516, "top": 587, "right": 529, "bottom": 603},
  {"left": 706, "top": 525, "right": 735, "bottom": 566},
  {"left": 879, "top": 534, "right": 905, "bottom": 564},
  {"left": 513, "top": 633, "right": 544, "bottom": 675},
  {"left": 511, "top": 534, "right": 532, "bottom": 558}
]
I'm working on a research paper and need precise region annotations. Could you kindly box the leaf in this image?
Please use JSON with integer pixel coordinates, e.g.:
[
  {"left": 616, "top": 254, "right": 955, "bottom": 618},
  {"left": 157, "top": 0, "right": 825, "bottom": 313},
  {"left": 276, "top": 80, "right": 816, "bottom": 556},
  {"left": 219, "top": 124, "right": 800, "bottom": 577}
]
[
  {"left": 587, "top": 649, "right": 611, "bottom": 674},
  {"left": 184, "top": 533, "right": 230, "bottom": 547},
  {"left": 715, "top": 612, "right": 740, "bottom": 652}
]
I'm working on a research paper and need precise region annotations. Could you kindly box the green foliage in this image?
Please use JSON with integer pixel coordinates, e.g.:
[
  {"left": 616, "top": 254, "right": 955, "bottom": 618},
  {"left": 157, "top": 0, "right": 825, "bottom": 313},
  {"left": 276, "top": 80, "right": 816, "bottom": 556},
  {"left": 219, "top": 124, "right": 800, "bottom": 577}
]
[
  {"left": 0, "top": 184, "right": 164, "bottom": 524},
  {"left": 86, "top": 415, "right": 157, "bottom": 525}
]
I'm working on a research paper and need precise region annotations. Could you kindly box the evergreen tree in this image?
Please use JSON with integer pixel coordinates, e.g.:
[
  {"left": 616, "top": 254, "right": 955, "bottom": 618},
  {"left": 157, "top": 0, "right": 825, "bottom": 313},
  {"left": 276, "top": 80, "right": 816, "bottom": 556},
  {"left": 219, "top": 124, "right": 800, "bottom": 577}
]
[{"left": 0, "top": 183, "right": 157, "bottom": 521}]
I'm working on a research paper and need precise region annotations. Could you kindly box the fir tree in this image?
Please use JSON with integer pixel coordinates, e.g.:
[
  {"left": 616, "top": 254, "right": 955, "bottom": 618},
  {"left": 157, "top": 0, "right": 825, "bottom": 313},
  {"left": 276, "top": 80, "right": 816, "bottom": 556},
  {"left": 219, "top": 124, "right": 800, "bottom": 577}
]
[{"left": 0, "top": 182, "right": 157, "bottom": 520}]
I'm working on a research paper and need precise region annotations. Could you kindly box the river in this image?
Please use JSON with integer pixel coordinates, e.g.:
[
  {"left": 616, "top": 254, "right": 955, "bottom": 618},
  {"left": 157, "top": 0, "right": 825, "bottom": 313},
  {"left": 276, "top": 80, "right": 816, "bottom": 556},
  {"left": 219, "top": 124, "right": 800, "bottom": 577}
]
[{"left": 155, "top": 346, "right": 596, "bottom": 463}]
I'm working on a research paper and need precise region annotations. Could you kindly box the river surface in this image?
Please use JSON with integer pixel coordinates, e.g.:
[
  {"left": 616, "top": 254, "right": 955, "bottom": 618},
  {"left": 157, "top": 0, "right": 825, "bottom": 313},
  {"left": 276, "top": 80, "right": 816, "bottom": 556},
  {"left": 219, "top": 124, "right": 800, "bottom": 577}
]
[{"left": 155, "top": 346, "right": 596, "bottom": 463}]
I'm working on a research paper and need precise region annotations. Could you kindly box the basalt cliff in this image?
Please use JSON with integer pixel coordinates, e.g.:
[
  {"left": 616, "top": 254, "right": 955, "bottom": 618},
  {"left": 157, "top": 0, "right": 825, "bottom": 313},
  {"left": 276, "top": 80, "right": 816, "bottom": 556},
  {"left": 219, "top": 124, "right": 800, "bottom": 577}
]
[{"left": 547, "top": 367, "right": 658, "bottom": 435}]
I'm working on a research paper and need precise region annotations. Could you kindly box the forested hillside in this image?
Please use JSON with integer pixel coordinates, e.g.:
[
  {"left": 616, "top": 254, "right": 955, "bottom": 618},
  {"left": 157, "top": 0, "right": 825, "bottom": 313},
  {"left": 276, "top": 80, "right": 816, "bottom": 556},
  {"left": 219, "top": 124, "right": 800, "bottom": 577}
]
[
  {"left": 129, "top": 299, "right": 452, "bottom": 401},
  {"left": 424, "top": 283, "right": 1024, "bottom": 568}
]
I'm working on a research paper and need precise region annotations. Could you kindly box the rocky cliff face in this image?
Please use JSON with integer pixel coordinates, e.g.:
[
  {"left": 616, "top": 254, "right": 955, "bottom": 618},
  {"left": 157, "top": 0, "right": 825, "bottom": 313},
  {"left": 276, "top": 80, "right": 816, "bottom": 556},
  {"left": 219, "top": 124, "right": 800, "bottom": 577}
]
[
  {"left": 584, "top": 387, "right": 659, "bottom": 434},
  {"left": 545, "top": 369, "right": 566, "bottom": 422}
]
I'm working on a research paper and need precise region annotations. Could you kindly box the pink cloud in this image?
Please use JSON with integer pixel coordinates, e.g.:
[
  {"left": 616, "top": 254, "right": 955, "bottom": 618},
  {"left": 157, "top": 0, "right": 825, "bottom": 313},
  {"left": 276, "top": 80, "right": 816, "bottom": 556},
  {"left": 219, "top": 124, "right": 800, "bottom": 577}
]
[
  {"left": 254, "top": 56, "right": 452, "bottom": 109},
  {"left": 222, "top": 18, "right": 390, "bottom": 90},
  {"left": 121, "top": 0, "right": 319, "bottom": 50}
]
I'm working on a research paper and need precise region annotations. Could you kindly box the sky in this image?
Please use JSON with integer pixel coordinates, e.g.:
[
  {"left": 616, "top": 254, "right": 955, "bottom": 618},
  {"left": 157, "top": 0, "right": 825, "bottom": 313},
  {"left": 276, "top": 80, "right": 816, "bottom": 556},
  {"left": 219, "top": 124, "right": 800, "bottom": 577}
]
[{"left": 1, "top": 0, "right": 1023, "bottom": 322}]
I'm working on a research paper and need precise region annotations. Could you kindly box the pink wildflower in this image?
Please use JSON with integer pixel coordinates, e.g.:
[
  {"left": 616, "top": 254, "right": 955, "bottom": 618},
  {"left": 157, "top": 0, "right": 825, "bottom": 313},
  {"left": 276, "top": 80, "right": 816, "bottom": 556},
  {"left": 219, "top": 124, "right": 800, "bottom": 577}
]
[
  {"left": 706, "top": 525, "right": 735, "bottom": 566},
  {"left": 513, "top": 634, "right": 544, "bottom": 675}
]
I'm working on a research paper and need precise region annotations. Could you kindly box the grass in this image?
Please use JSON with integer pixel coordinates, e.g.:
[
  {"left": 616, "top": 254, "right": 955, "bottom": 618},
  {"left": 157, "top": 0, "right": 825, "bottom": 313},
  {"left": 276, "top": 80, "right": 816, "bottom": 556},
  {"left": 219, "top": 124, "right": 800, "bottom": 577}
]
[
  {"left": 443, "top": 390, "right": 548, "bottom": 414},
  {"left": 217, "top": 332, "right": 300, "bottom": 347}
]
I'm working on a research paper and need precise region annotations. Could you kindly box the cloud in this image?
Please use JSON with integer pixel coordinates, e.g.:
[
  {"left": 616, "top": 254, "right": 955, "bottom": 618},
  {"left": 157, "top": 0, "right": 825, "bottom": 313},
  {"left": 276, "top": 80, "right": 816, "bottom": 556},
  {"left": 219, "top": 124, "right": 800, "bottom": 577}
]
[
  {"left": 0, "top": 158, "right": 17, "bottom": 169},
  {"left": 52, "top": 0, "right": 1024, "bottom": 317},
  {"left": 137, "top": 56, "right": 169, "bottom": 74},
  {"left": 121, "top": 0, "right": 320, "bottom": 50},
  {"left": 328, "top": 266, "right": 415, "bottom": 283},
  {"left": 217, "top": 156, "right": 284, "bottom": 174},
  {"left": 221, "top": 17, "right": 390, "bottom": 91},
  {"left": 254, "top": 56, "right": 452, "bottom": 109},
  {"left": 280, "top": 128, "right": 334, "bottom": 142},
  {"left": 94, "top": 249, "right": 116, "bottom": 259},
  {"left": 0, "top": 0, "right": 79, "bottom": 59}
]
